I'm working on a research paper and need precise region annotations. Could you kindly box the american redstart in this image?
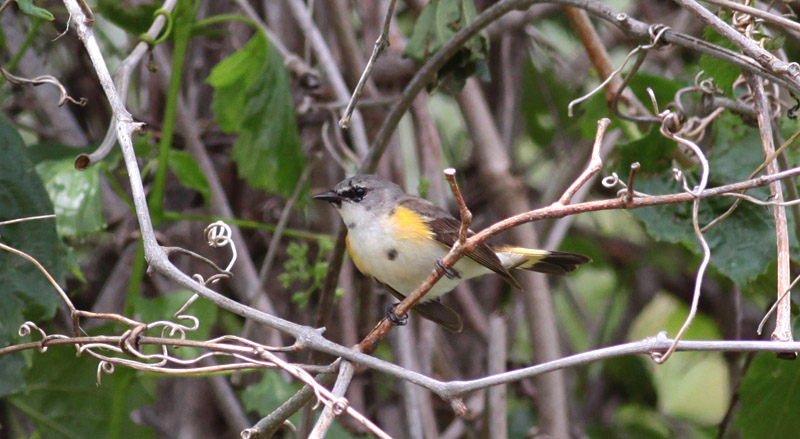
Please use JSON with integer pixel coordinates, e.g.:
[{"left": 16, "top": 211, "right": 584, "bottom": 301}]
[{"left": 313, "top": 174, "right": 590, "bottom": 332}]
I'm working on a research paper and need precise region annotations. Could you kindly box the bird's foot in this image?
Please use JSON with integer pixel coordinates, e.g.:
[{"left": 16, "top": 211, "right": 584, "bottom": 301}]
[
  {"left": 385, "top": 303, "right": 409, "bottom": 326},
  {"left": 436, "top": 259, "right": 460, "bottom": 280}
]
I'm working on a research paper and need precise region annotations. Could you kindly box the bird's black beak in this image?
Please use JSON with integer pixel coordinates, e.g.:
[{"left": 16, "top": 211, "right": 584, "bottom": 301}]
[{"left": 312, "top": 190, "right": 342, "bottom": 203}]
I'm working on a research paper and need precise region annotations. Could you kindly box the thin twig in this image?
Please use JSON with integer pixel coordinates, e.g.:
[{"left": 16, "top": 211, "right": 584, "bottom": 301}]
[
  {"left": 487, "top": 314, "right": 508, "bottom": 439},
  {"left": 365, "top": 0, "right": 800, "bottom": 173},
  {"left": 257, "top": 165, "right": 314, "bottom": 290},
  {"left": 0, "top": 67, "right": 87, "bottom": 106},
  {"left": 698, "top": 0, "right": 800, "bottom": 35},
  {"left": 444, "top": 168, "right": 472, "bottom": 245},
  {"left": 308, "top": 361, "right": 359, "bottom": 439},
  {"left": 0, "top": 242, "right": 76, "bottom": 313},
  {"left": 674, "top": 0, "right": 800, "bottom": 85},
  {"left": 339, "top": 0, "right": 398, "bottom": 128},
  {"left": 285, "top": 0, "right": 371, "bottom": 157},
  {"left": 652, "top": 198, "right": 711, "bottom": 364},
  {"left": 76, "top": 0, "right": 177, "bottom": 169},
  {"left": 747, "top": 73, "right": 795, "bottom": 349},
  {"left": 0, "top": 214, "right": 56, "bottom": 227},
  {"left": 558, "top": 118, "right": 610, "bottom": 205}
]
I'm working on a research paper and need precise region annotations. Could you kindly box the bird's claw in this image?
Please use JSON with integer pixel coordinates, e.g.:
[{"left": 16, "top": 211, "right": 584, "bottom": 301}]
[
  {"left": 436, "top": 259, "right": 460, "bottom": 280},
  {"left": 386, "top": 303, "right": 409, "bottom": 326}
]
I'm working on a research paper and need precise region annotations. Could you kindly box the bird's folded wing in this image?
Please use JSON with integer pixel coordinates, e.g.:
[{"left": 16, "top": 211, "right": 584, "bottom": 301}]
[{"left": 397, "top": 197, "right": 521, "bottom": 289}]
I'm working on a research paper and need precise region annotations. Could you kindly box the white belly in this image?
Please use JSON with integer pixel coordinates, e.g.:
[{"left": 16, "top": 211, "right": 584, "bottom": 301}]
[{"left": 346, "top": 216, "right": 491, "bottom": 302}]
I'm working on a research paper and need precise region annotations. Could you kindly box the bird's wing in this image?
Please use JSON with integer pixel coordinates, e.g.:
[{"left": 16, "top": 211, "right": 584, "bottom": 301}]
[{"left": 396, "top": 197, "right": 521, "bottom": 290}]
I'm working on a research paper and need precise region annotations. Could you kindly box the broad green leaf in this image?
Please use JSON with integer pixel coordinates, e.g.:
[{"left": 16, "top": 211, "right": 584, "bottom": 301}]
[
  {"left": 610, "top": 404, "right": 672, "bottom": 439},
  {"left": 25, "top": 143, "right": 95, "bottom": 164},
  {"left": 602, "top": 356, "right": 657, "bottom": 406},
  {"left": 36, "top": 159, "right": 106, "bottom": 237},
  {"left": 735, "top": 354, "right": 800, "bottom": 438},
  {"left": 207, "top": 34, "right": 305, "bottom": 197},
  {"left": 9, "top": 341, "right": 155, "bottom": 439},
  {"left": 403, "top": 0, "right": 489, "bottom": 88},
  {"left": 625, "top": 114, "right": 774, "bottom": 285},
  {"left": 698, "top": 25, "right": 739, "bottom": 96},
  {"left": 169, "top": 150, "right": 211, "bottom": 203},
  {"left": 615, "top": 127, "right": 676, "bottom": 176},
  {"left": 16, "top": 0, "right": 54, "bottom": 21},
  {"left": 629, "top": 294, "right": 730, "bottom": 425},
  {"left": 0, "top": 114, "right": 64, "bottom": 395},
  {"left": 521, "top": 60, "right": 577, "bottom": 146},
  {"left": 627, "top": 72, "right": 685, "bottom": 114},
  {"left": 241, "top": 370, "right": 300, "bottom": 416},
  {"left": 95, "top": 0, "right": 158, "bottom": 35}
]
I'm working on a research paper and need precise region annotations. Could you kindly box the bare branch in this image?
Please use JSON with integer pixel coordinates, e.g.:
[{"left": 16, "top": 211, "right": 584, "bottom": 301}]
[
  {"left": 285, "top": 0, "right": 371, "bottom": 157},
  {"left": 0, "top": 67, "right": 87, "bottom": 106},
  {"left": 339, "top": 0, "right": 399, "bottom": 128},
  {"left": 747, "top": 73, "right": 795, "bottom": 351},
  {"left": 76, "top": 0, "right": 178, "bottom": 169},
  {"left": 674, "top": 0, "right": 800, "bottom": 85},
  {"left": 557, "top": 118, "right": 610, "bottom": 205},
  {"left": 698, "top": 0, "right": 800, "bottom": 36}
]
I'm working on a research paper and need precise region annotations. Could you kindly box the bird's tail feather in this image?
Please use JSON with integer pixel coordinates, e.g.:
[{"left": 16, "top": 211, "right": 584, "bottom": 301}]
[{"left": 494, "top": 246, "right": 591, "bottom": 275}]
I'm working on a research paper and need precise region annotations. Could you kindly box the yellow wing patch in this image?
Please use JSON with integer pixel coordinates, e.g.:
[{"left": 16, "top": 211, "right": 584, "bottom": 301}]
[
  {"left": 494, "top": 246, "right": 548, "bottom": 257},
  {"left": 389, "top": 206, "right": 434, "bottom": 244},
  {"left": 494, "top": 246, "right": 547, "bottom": 269}
]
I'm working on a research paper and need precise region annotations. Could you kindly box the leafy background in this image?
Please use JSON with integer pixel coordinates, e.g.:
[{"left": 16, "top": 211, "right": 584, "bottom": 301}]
[{"left": 1, "top": 0, "right": 800, "bottom": 438}]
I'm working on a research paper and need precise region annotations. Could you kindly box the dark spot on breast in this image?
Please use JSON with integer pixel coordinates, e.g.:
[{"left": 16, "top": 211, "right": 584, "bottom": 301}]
[
  {"left": 346, "top": 222, "right": 355, "bottom": 229},
  {"left": 386, "top": 248, "right": 398, "bottom": 261}
]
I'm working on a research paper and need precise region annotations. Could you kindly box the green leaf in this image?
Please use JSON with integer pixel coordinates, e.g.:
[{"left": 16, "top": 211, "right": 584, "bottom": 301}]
[
  {"left": 169, "top": 150, "right": 211, "bottom": 203},
  {"left": 629, "top": 294, "right": 730, "bottom": 425},
  {"left": 521, "top": 61, "right": 575, "bottom": 146},
  {"left": 735, "top": 354, "right": 800, "bottom": 438},
  {"left": 698, "top": 25, "right": 739, "bottom": 96},
  {"left": 0, "top": 114, "right": 64, "bottom": 395},
  {"left": 207, "top": 34, "right": 305, "bottom": 197},
  {"left": 403, "top": 0, "right": 489, "bottom": 89},
  {"left": 626, "top": 114, "right": 774, "bottom": 285},
  {"left": 95, "top": 0, "right": 158, "bottom": 35},
  {"left": 15, "top": 0, "right": 54, "bottom": 21},
  {"left": 615, "top": 127, "right": 676, "bottom": 176},
  {"left": 36, "top": 159, "right": 106, "bottom": 237},
  {"left": 25, "top": 143, "right": 95, "bottom": 164},
  {"left": 602, "top": 356, "right": 657, "bottom": 406},
  {"left": 627, "top": 72, "right": 685, "bottom": 114},
  {"left": 241, "top": 370, "right": 300, "bottom": 416},
  {"left": 9, "top": 341, "right": 155, "bottom": 439}
]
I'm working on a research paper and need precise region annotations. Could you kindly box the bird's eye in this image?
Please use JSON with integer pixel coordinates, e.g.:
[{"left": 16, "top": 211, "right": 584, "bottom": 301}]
[{"left": 349, "top": 187, "right": 366, "bottom": 201}]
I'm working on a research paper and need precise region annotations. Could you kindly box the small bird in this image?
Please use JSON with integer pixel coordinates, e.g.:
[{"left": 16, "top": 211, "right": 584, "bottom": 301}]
[{"left": 313, "top": 174, "right": 590, "bottom": 332}]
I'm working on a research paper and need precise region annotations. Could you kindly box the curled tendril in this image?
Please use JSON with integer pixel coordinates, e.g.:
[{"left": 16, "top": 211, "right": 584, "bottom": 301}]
[
  {"left": 331, "top": 398, "right": 350, "bottom": 416},
  {"left": 601, "top": 172, "right": 653, "bottom": 198},
  {"left": 17, "top": 321, "right": 67, "bottom": 352},
  {"left": 567, "top": 23, "right": 671, "bottom": 118},
  {"left": 204, "top": 220, "right": 237, "bottom": 277},
  {"left": 644, "top": 24, "right": 671, "bottom": 50},
  {"left": 96, "top": 361, "right": 115, "bottom": 386},
  {"left": 19, "top": 321, "right": 44, "bottom": 338}
]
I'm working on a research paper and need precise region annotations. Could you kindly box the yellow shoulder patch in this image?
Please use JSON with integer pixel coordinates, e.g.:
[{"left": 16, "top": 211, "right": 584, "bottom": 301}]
[{"left": 389, "top": 206, "right": 433, "bottom": 243}]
